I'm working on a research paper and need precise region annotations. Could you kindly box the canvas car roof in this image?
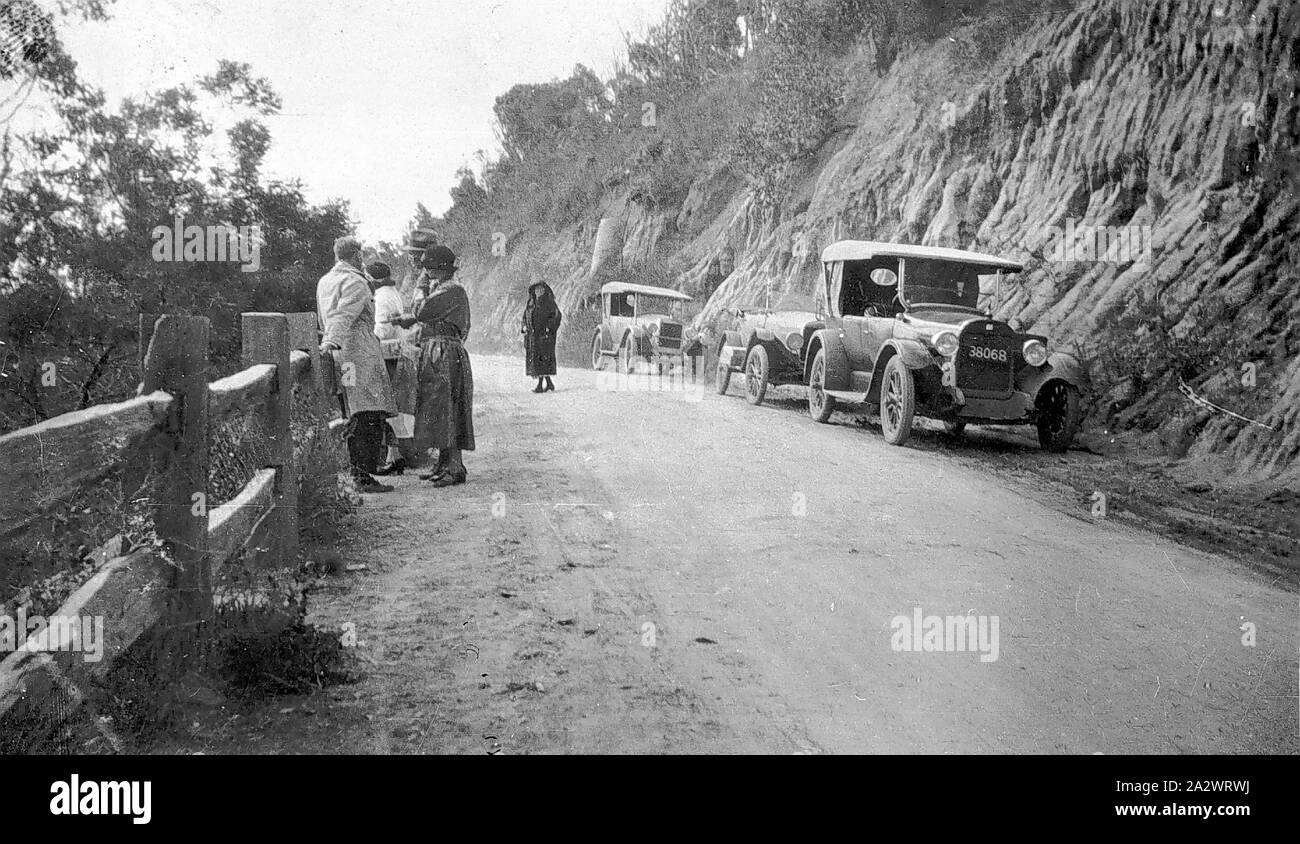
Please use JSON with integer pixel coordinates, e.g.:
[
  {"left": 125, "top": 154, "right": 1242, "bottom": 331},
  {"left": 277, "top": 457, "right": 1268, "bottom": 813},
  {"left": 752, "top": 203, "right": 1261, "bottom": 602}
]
[
  {"left": 600, "top": 282, "right": 694, "bottom": 301},
  {"left": 820, "top": 240, "right": 1023, "bottom": 272}
]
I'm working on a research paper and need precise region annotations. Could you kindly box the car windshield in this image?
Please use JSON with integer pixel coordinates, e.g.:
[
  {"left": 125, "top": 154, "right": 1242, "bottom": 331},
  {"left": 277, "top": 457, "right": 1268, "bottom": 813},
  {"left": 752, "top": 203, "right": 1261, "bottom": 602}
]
[
  {"left": 637, "top": 295, "right": 688, "bottom": 319},
  {"left": 902, "top": 258, "right": 996, "bottom": 309},
  {"left": 772, "top": 292, "right": 815, "bottom": 312}
]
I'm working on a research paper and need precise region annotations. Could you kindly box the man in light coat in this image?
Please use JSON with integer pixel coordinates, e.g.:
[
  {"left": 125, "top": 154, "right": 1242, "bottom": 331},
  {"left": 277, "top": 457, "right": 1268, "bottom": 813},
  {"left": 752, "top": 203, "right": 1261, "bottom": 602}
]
[{"left": 317, "top": 236, "right": 398, "bottom": 493}]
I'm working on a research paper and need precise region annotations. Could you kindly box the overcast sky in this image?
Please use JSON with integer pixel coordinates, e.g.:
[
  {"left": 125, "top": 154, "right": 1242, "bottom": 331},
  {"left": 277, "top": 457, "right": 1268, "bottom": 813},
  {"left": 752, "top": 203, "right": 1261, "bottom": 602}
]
[{"left": 56, "top": 0, "right": 670, "bottom": 242}]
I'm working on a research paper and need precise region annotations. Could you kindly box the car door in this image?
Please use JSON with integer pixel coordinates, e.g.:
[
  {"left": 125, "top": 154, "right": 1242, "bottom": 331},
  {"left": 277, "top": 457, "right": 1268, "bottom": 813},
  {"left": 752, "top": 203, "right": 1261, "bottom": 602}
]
[
  {"left": 862, "top": 266, "right": 901, "bottom": 378},
  {"left": 598, "top": 294, "right": 613, "bottom": 353},
  {"left": 836, "top": 262, "right": 873, "bottom": 391}
]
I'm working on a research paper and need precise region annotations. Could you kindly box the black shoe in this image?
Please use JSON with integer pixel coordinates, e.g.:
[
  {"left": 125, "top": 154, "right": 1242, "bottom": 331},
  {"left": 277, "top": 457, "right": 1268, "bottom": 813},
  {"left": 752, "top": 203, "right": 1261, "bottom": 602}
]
[
  {"left": 418, "top": 466, "right": 449, "bottom": 481},
  {"left": 429, "top": 470, "right": 466, "bottom": 487},
  {"left": 545, "top": 378, "right": 555, "bottom": 392},
  {"left": 374, "top": 458, "right": 406, "bottom": 476},
  {"left": 532, "top": 381, "right": 545, "bottom": 393},
  {"left": 357, "top": 478, "right": 394, "bottom": 493}
]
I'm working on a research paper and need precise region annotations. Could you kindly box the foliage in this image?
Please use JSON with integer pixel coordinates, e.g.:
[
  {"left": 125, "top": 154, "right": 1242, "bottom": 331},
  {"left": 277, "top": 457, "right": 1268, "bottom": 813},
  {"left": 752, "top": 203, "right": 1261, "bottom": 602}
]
[
  {"left": 1, "top": 36, "right": 350, "bottom": 433},
  {"left": 212, "top": 564, "right": 357, "bottom": 698},
  {"left": 430, "top": 0, "right": 955, "bottom": 254},
  {"left": 730, "top": 41, "right": 845, "bottom": 198},
  {"left": 1088, "top": 290, "right": 1252, "bottom": 431},
  {"left": 0, "top": 460, "right": 164, "bottom": 613}
]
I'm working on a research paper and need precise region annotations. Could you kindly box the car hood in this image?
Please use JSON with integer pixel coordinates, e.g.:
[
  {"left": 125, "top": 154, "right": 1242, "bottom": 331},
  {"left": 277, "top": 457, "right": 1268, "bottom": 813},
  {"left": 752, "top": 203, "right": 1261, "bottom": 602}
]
[
  {"left": 899, "top": 307, "right": 990, "bottom": 332},
  {"left": 638, "top": 313, "right": 680, "bottom": 324},
  {"left": 738, "top": 309, "right": 820, "bottom": 333}
]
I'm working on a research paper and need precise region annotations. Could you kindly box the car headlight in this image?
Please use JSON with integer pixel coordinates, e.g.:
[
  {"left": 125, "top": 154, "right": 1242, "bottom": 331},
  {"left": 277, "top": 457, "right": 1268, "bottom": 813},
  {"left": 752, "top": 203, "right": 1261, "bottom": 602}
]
[
  {"left": 931, "top": 331, "right": 959, "bottom": 357},
  {"left": 1022, "top": 339, "right": 1048, "bottom": 367},
  {"left": 785, "top": 332, "right": 803, "bottom": 354}
]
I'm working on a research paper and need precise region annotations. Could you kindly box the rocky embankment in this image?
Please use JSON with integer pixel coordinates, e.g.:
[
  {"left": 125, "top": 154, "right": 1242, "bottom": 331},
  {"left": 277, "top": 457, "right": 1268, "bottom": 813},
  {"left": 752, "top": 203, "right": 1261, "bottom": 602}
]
[{"left": 462, "top": 0, "right": 1299, "bottom": 487}]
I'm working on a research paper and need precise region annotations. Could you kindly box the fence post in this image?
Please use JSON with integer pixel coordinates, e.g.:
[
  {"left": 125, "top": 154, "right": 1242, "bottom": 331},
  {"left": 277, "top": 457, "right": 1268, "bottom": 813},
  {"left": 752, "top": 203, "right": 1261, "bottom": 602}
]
[
  {"left": 241, "top": 313, "right": 297, "bottom": 567},
  {"left": 285, "top": 312, "right": 324, "bottom": 412},
  {"left": 140, "top": 315, "right": 212, "bottom": 629}
]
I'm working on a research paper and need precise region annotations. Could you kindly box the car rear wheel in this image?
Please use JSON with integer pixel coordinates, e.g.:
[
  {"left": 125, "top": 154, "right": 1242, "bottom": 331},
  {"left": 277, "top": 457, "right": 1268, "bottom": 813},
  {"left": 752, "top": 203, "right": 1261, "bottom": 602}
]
[
  {"left": 590, "top": 333, "right": 604, "bottom": 371},
  {"left": 1037, "top": 381, "right": 1081, "bottom": 452},
  {"left": 744, "top": 344, "right": 770, "bottom": 406},
  {"left": 808, "top": 349, "right": 835, "bottom": 423},
  {"left": 881, "top": 356, "right": 915, "bottom": 446}
]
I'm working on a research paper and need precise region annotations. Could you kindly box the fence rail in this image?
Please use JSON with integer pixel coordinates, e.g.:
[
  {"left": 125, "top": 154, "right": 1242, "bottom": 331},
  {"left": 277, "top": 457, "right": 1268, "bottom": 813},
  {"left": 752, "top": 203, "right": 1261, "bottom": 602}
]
[{"left": 0, "top": 311, "right": 328, "bottom": 748}]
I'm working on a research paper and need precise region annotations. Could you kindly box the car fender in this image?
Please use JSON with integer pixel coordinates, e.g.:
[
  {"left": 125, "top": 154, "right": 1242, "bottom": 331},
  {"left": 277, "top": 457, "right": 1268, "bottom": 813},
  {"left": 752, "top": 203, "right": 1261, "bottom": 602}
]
[
  {"left": 805, "top": 329, "right": 851, "bottom": 390},
  {"left": 867, "top": 339, "right": 933, "bottom": 402},
  {"left": 1019, "top": 351, "right": 1086, "bottom": 400},
  {"left": 882, "top": 338, "right": 933, "bottom": 370}
]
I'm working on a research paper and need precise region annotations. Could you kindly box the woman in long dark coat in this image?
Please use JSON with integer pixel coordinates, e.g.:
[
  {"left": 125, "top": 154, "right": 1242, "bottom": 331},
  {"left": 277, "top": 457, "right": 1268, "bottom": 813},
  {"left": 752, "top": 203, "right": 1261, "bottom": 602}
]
[
  {"left": 390, "top": 246, "right": 475, "bottom": 487},
  {"left": 522, "top": 282, "right": 561, "bottom": 392}
]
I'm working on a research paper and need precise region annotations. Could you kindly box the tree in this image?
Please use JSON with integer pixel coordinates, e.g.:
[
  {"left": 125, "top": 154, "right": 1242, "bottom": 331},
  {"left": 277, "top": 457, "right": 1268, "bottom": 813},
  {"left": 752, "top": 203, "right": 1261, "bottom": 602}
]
[{"left": 0, "top": 9, "right": 350, "bottom": 431}]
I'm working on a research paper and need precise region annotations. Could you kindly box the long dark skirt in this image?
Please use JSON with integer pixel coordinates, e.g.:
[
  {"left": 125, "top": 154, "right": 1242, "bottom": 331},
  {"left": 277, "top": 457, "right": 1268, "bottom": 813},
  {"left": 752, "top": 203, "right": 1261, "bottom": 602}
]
[
  {"left": 524, "top": 329, "right": 558, "bottom": 377},
  {"left": 414, "top": 337, "right": 475, "bottom": 453}
]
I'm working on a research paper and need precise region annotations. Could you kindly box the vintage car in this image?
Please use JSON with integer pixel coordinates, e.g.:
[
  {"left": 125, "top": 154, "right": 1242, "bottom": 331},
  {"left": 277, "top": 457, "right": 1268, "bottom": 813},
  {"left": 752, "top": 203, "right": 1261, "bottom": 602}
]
[
  {"left": 590, "top": 282, "right": 695, "bottom": 373},
  {"left": 714, "top": 293, "right": 823, "bottom": 405},
  {"left": 804, "top": 240, "right": 1085, "bottom": 451}
]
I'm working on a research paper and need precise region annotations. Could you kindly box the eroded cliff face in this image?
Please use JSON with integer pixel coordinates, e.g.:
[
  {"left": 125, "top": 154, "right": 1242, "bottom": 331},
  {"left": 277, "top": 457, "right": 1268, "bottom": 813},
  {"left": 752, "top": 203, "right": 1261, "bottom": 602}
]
[{"left": 462, "top": 0, "right": 1300, "bottom": 485}]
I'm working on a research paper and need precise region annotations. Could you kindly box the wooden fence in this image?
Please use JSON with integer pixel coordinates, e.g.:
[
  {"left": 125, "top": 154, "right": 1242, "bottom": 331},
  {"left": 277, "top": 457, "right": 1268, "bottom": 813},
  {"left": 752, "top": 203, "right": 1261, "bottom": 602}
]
[{"left": 0, "top": 312, "right": 332, "bottom": 748}]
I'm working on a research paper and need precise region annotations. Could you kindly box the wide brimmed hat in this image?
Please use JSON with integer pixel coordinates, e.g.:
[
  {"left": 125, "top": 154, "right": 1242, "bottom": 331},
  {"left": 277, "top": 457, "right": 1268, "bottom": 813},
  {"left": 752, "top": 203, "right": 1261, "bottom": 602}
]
[
  {"left": 406, "top": 227, "right": 438, "bottom": 253},
  {"left": 421, "top": 245, "right": 458, "bottom": 271}
]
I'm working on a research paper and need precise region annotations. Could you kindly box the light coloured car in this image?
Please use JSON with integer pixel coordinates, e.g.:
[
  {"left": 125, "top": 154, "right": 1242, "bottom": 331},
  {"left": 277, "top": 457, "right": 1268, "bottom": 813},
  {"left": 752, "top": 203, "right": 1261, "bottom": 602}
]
[{"left": 590, "top": 282, "right": 695, "bottom": 374}]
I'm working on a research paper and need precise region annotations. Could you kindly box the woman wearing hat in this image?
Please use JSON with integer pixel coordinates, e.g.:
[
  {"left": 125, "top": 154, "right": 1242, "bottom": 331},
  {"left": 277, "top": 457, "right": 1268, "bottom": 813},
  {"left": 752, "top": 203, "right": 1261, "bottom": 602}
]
[
  {"left": 390, "top": 245, "right": 475, "bottom": 486},
  {"left": 521, "top": 281, "right": 561, "bottom": 392},
  {"left": 368, "top": 261, "right": 418, "bottom": 475}
]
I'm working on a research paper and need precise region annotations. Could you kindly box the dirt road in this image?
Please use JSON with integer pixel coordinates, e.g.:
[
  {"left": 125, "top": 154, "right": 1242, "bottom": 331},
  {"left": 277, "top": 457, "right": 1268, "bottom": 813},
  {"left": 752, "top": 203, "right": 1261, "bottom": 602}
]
[{"left": 167, "top": 354, "right": 1298, "bottom": 754}]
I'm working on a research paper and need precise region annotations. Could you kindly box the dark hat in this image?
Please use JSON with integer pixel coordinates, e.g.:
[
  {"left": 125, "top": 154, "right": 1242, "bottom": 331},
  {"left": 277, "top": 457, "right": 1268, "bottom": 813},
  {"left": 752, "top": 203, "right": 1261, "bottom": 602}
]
[
  {"left": 365, "top": 261, "right": 392, "bottom": 280},
  {"left": 421, "top": 245, "right": 457, "bottom": 271},
  {"left": 406, "top": 227, "right": 438, "bottom": 252}
]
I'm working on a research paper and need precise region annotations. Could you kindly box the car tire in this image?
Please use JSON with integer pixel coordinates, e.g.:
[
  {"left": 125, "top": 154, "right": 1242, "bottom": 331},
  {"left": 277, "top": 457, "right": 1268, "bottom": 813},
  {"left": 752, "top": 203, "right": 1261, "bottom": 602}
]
[
  {"left": 714, "top": 359, "right": 731, "bottom": 394},
  {"left": 880, "top": 356, "right": 916, "bottom": 446},
  {"left": 1036, "top": 381, "right": 1081, "bottom": 453},
  {"left": 590, "top": 333, "right": 604, "bottom": 371},
  {"left": 808, "top": 349, "right": 836, "bottom": 423},
  {"left": 617, "top": 335, "right": 634, "bottom": 374},
  {"left": 744, "top": 344, "right": 770, "bottom": 406}
]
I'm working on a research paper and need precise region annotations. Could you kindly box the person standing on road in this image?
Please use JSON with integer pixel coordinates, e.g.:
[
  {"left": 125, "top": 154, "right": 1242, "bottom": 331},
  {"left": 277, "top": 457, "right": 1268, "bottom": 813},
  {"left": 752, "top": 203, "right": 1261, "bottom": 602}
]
[
  {"left": 390, "top": 245, "right": 475, "bottom": 487},
  {"left": 369, "top": 261, "right": 418, "bottom": 475},
  {"left": 317, "top": 236, "right": 398, "bottom": 494},
  {"left": 521, "top": 281, "right": 561, "bottom": 393}
]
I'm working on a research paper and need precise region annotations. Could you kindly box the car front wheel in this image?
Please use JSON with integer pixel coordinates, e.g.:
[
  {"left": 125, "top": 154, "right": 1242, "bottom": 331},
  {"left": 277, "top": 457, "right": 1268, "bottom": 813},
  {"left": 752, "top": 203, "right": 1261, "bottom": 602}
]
[
  {"left": 808, "top": 349, "right": 835, "bottom": 423},
  {"left": 617, "top": 336, "right": 634, "bottom": 374},
  {"left": 590, "top": 333, "right": 604, "bottom": 371},
  {"left": 744, "top": 344, "right": 770, "bottom": 406},
  {"left": 1037, "top": 381, "right": 1081, "bottom": 452},
  {"left": 880, "top": 356, "right": 916, "bottom": 445},
  {"left": 715, "top": 358, "right": 732, "bottom": 394}
]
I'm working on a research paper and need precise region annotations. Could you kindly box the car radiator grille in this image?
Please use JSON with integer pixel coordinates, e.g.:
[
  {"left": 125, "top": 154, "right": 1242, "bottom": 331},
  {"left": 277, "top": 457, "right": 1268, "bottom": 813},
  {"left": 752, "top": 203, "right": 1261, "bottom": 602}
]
[
  {"left": 657, "top": 323, "right": 682, "bottom": 349},
  {"left": 956, "top": 322, "right": 1014, "bottom": 396}
]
